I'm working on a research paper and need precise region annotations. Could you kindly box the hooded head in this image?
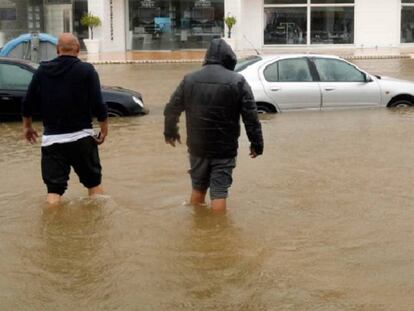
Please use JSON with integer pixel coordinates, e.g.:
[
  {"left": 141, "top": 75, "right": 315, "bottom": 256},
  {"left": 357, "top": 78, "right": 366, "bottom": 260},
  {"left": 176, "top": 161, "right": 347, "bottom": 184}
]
[{"left": 203, "top": 38, "right": 237, "bottom": 71}]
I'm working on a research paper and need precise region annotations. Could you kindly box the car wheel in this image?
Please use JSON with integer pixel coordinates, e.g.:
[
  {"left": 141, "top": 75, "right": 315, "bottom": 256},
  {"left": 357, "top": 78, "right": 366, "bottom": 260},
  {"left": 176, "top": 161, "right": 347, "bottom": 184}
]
[
  {"left": 107, "top": 108, "right": 124, "bottom": 117},
  {"left": 389, "top": 99, "right": 414, "bottom": 108},
  {"left": 256, "top": 105, "right": 272, "bottom": 114}
]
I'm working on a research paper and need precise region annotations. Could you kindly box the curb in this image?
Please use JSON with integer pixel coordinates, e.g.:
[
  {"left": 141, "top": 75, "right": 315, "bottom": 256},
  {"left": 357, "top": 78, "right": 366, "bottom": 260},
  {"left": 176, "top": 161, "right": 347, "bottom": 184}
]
[
  {"left": 89, "top": 54, "right": 411, "bottom": 65},
  {"left": 345, "top": 55, "right": 411, "bottom": 60},
  {"left": 90, "top": 59, "right": 204, "bottom": 65}
]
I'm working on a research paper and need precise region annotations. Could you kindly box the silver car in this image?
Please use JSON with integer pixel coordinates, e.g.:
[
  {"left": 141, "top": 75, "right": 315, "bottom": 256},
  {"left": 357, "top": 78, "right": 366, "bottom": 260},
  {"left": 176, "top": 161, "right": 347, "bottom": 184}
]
[{"left": 236, "top": 54, "right": 414, "bottom": 113}]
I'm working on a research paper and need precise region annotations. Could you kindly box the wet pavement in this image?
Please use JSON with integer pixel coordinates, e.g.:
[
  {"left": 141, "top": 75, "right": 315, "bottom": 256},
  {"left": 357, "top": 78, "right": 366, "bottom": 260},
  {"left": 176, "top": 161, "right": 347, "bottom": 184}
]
[{"left": 1, "top": 59, "right": 414, "bottom": 310}]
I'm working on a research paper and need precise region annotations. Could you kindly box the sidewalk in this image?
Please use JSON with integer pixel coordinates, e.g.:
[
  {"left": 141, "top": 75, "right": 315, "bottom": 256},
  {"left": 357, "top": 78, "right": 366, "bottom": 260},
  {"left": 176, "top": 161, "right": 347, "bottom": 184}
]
[{"left": 80, "top": 47, "right": 414, "bottom": 65}]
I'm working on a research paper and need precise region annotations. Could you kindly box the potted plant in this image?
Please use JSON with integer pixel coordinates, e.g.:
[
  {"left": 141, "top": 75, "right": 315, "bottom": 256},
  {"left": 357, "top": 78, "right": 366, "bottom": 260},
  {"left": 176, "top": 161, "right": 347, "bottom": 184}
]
[
  {"left": 80, "top": 12, "right": 102, "bottom": 53},
  {"left": 224, "top": 14, "right": 237, "bottom": 39},
  {"left": 224, "top": 14, "right": 237, "bottom": 50}
]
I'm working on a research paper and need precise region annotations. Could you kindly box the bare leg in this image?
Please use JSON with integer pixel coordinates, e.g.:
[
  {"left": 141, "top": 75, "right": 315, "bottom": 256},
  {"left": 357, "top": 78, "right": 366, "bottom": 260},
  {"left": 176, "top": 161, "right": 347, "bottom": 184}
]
[
  {"left": 47, "top": 193, "right": 61, "bottom": 205},
  {"left": 211, "top": 199, "right": 226, "bottom": 212},
  {"left": 88, "top": 185, "right": 104, "bottom": 197},
  {"left": 190, "top": 189, "right": 207, "bottom": 205}
]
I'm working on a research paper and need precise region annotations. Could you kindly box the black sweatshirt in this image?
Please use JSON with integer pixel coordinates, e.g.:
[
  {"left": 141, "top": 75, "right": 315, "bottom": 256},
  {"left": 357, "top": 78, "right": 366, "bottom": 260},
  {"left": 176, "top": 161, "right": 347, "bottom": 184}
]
[
  {"left": 22, "top": 56, "right": 107, "bottom": 135},
  {"left": 164, "top": 38, "right": 263, "bottom": 158}
]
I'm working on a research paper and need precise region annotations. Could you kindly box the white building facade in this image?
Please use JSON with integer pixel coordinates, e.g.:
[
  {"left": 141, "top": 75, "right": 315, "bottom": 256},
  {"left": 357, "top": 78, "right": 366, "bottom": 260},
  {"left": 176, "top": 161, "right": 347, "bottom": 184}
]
[
  {"left": 92, "top": 0, "right": 414, "bottom": 52},
  {"left": 1, "top": 0, "right": 414, "bottom": 53}
]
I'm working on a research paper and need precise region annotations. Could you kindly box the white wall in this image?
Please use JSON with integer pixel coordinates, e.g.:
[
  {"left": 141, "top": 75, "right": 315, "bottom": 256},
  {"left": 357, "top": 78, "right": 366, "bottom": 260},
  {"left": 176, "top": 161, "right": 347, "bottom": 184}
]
[
  {"left": 225, "top": 0, "right": 263, "bottom": 51},
  {"left": 102, "top": 0, "right": 126, "bottom": 52},
  {"left": 239, "top": 0, "right": 262, "bottom": 51},
  {"left": 354, "top": 0, "right": 400, "bottom": 48},
  {"left": 88, "top": 0, "right": 126, "bottom": 52},
  {"left": 224, "top": 0, "right": 241, "bottom": 48}
]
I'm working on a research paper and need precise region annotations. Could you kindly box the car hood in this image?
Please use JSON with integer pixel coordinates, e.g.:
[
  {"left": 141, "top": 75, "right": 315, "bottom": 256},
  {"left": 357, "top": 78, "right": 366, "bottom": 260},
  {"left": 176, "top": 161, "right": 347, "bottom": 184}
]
[
  {"left": 102, "top": 85, "right": 142, "bottom": 98},
  {"left": 376, "top": 75, "right": 414, "bottom": 87}
]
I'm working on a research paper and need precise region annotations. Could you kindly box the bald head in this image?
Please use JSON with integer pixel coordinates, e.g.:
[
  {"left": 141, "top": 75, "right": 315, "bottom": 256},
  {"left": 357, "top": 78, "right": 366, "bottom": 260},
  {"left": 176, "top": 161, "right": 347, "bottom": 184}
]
[{"left": 57, "top": 33, "right": 80, "bottom": 56}]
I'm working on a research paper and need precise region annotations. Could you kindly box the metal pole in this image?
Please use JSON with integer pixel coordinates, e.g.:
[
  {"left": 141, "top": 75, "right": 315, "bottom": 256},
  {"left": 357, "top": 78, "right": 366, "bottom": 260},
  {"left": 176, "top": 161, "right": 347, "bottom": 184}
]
[{"left": 30, "top": 32, "right": 40, "bottom": 63}]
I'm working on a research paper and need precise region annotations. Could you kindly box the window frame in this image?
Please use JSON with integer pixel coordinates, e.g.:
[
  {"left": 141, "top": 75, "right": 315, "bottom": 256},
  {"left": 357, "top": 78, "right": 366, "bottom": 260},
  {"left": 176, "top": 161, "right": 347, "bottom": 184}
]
[{"left": 263, "top": 0, "right": 355, "bottom": 46}]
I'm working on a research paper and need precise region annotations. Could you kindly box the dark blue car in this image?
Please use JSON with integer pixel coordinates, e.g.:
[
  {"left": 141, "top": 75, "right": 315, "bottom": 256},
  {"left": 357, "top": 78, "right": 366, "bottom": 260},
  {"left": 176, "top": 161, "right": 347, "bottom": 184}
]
[{"left": 0, "top": 57, "right": 149, "bottom": 119}]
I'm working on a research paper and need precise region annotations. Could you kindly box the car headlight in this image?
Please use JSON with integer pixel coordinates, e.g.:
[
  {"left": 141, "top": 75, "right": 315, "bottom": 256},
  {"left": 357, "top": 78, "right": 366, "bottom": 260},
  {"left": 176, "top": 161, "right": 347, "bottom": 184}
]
[{"left": 132, "top": 96, "right": 144, "bottom": 108}]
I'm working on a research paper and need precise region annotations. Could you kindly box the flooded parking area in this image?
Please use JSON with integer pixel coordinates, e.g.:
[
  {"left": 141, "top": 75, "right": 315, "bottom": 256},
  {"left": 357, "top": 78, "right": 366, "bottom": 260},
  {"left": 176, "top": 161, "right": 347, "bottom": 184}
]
[{"left": 0, "top": 59, "right": 414, "bottom": 310}]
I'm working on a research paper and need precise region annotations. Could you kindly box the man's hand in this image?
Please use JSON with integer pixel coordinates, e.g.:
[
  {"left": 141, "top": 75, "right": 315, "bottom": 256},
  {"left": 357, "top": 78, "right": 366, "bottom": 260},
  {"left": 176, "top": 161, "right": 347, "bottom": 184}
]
[
  {"left": 23, "top": 117, "right": 38, "bottom": 144},
  {"left": 250, "top": 143, "right": 263, "bottom": 159},
  {"left": 165, "top": 135, "right": 181, "bottom": 147},
  {"left": 23, "top": 127, "right": 39, "bottom": 144},
  {"left": 94, "top": 119, "right": 108, "bottom": 145}
]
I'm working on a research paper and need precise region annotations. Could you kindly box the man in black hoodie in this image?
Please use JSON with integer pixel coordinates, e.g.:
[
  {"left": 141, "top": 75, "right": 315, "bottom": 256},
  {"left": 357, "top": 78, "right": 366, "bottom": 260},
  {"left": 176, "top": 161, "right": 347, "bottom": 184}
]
[
  {"left": 164, "top": 38, "right": 263, "bottom": 212},
  {"left": 22, "top": 33, "right": 108, "bottom": 204}
]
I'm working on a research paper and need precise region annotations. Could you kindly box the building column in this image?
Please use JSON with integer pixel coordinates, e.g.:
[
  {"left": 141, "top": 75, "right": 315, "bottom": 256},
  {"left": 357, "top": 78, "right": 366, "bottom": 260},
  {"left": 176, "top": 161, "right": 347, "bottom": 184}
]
[
  {"left": 225, "top": 0, "right": 263, "bottom": 52},
  {"left": 354, "top": 0, "right": 400, "bottom": 48},
  {"left": 225, "top": 0, "right": 242, "bottom": 50},
  {"left": 88, "top": 0, "right": 126, "bottom": 53}
]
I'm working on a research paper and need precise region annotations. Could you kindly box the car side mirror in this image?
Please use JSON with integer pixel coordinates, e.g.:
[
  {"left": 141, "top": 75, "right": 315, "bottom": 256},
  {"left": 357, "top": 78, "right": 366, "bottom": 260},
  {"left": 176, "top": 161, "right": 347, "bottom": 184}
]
[{"left": 364, "top": 73, "right": 373, "bottom": 83}]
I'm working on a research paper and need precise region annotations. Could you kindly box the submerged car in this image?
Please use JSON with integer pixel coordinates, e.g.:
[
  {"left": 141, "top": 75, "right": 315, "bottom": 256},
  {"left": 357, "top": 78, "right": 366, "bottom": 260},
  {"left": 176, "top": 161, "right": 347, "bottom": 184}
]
[
  {"left": 236, "top": 54, "right": 414, "bottom": 113},
  {"left": 0, "top": 57, "right": 148, "bottom": 119}
]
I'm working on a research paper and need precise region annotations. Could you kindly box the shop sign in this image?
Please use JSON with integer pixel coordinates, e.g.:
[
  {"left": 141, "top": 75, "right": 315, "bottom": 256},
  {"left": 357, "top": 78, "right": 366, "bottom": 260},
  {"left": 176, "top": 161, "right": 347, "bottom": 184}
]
[
  {"left": 140, "top": 0, "right": 156, "bottom": 8},
  {"left": 195, "top": 0, "right": 212, "bottom": 7}
]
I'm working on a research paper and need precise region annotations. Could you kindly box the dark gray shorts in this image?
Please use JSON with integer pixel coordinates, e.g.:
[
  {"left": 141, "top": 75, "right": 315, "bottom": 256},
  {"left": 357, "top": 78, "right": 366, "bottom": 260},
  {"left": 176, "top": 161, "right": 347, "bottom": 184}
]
[{"left": 189, "top": 155, "right": 236, "bottom": 200}]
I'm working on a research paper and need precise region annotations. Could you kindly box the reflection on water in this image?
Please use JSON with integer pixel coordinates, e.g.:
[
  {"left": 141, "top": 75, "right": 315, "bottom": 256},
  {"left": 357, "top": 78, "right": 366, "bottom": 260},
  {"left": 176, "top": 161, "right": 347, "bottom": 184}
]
[{"left": 0, "top": 60, "right": 414, "bottom": 310}]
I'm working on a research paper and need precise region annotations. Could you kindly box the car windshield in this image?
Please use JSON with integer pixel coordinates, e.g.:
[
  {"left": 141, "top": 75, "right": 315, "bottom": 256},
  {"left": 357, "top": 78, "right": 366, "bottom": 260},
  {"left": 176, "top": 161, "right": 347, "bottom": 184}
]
[
  {"left": 31, "top": 62, "right": 39, "bottom": 69},
  {"left": 235, "top": 56, "right": 262, "bottom": 72}
]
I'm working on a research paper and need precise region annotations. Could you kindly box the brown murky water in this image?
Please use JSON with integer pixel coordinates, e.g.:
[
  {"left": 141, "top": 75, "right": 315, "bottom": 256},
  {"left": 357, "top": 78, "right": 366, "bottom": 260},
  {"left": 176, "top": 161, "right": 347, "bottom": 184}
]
[{"left": 1, "top": 59, "right": 414, "bottom": 310}]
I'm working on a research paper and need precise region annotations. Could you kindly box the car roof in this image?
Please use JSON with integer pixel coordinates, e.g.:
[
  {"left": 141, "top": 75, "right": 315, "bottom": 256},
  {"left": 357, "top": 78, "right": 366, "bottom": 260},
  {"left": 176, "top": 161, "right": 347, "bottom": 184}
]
[
  {"left": 0, "top": 57, "right": 37, "bottom": 67},
  {"left": 258, "top": 54, "right": 343, "bottom": 61}
]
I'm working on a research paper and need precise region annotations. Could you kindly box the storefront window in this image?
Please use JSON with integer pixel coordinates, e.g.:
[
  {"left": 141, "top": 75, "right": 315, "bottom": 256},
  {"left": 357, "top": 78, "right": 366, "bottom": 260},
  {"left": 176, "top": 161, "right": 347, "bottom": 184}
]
[
  {"left": 311, "top": 7, "right": 354, "bottom": 44},
  {"left": 264, "top": 0, "right": 354, "bottom": 45},
  {"left": 264, "top": 0, "right": 307, "bottom": 4},
  {"left": 264, "top": 7, "right": 307, "bottom": 45},
  {"left": 0, "top": 0, "right": 88, "bottom": 48},
  {"left": 128, "top": 0, "right": 224, "bottom": 50},
  {"left": 311, "top": 0, "right": 354, "bottom": 3},
  {"left": 401, "top": 1, "right": 414, "bottom": 43}
]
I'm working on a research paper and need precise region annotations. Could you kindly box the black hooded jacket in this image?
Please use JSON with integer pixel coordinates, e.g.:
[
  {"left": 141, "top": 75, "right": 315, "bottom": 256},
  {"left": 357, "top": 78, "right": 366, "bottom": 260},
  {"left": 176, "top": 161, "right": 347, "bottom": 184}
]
[
  {"left": 22, "top": 55, "right": 107, "bottom": 135},
  {"left": 164, "top": 38, "right": 263, "bottom": 158}
]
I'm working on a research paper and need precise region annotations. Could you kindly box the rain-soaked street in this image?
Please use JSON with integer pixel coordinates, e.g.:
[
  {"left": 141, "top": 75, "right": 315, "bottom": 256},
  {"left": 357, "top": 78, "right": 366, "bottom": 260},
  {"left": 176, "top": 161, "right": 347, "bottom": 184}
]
[{"left": 1, "top": 58, "right": 414, "bottom": 310}]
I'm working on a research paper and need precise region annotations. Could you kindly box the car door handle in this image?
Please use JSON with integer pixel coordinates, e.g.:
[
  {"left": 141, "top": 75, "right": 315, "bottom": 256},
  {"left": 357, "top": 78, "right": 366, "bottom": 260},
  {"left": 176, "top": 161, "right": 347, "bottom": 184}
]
[
  {"left": 271, "top": 88, "right": 281, "bottom": 92},
  {"left": 325, "top": 87, "right": 335, "bottom": 91},
  {"left": 0, "top": 95, "right": 12, "bottom": 101}
]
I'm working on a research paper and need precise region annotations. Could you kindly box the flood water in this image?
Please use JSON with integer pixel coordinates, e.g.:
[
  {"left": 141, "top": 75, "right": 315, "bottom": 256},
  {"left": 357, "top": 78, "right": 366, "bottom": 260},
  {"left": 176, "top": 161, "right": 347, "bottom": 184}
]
[{"left": 1, "top": 59, "right": 414, "bottom": 310}]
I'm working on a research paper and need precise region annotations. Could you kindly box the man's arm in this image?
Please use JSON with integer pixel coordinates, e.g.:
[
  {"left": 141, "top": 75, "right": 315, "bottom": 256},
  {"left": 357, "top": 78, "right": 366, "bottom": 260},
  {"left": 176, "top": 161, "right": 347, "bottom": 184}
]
[
  {"left": 239, "top": 79, "right": 264, "bottom": 158},
  {"left": 22, "top": 117, "right": 38, "bottom": 144},
  {"left": 164, "top": 79, "right": 185, "bottom": 147},
  {"left": 22, "top": 72, "right": 40, "bottom": 144},
  {"left": 88, "top": 65, "right": 108, "bottom": 145},
  {"left": 88, "top": 66, "right": 107, "bottom": 121}
]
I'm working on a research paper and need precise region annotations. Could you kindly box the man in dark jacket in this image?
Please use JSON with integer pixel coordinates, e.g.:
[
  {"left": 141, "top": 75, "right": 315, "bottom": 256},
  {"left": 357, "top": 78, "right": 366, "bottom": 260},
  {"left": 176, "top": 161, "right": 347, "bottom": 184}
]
[
  {"left": 22, "top": 33, "right": 108, "bottom": 204},
  {"left": 164, "top": 38, "right": 263, "bottom": 212}
]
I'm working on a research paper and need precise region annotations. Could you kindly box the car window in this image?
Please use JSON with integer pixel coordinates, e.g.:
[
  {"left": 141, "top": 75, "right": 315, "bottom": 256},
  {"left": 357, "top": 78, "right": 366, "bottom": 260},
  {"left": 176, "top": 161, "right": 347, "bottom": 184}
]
[
  {"left": 313, "top": 58, "right": 365, "bottom": 82},
  {"left": 264, "top": 58, "right": 313, "bottom": 82},
  {"left": 263, "top": 62, "right": 278, "bottom": 82},
  {"left": 0, "top": 63, "right": 33, "bottom": 91}
]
